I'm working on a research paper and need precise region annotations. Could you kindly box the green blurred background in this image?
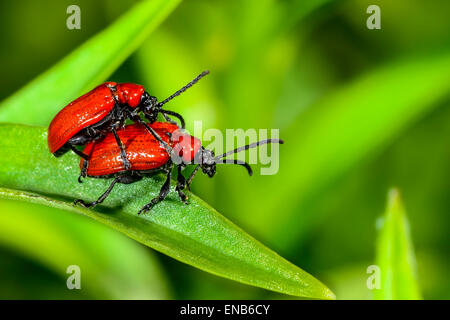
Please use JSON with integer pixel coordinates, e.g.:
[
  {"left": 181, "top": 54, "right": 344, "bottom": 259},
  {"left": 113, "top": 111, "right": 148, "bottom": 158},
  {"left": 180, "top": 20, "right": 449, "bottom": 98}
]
[{"left": 0, "top": 0, "right": 448, "bottom": 299}]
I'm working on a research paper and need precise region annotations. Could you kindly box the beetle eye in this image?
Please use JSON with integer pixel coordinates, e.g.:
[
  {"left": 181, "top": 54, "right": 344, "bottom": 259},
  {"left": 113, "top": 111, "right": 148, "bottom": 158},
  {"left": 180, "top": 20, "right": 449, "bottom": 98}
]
[{"left": 140, "top": 92, "right": 158, "bottom": 109}]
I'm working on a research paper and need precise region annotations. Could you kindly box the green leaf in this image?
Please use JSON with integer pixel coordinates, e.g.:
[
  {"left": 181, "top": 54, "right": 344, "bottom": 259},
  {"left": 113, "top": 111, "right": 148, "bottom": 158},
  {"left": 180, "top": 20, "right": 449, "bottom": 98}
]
[
  {"left": 0, "top": 123, "right": 335, "bottom": 300},
  {"left": 374, "top": 189, "right": 421, "bottom": 300},
  {"left": 0, "top": 0, "right": 181, "bottom": 126},
  {"left": 0, "top": 197, "right": 170, "bottom": 299}
]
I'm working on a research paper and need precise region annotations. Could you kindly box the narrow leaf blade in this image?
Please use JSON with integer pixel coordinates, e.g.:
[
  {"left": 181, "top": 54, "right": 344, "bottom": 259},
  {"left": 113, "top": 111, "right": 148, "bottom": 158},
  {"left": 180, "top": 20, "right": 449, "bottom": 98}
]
[
  {"left": 0, "top": 0, "right": 181, "bottom": 126},
  {"left": 233, "top": 52, "right": 450, "bottom": 248},
  {"left": 374, "top": 189, "right": 421, "bottom": 299}
]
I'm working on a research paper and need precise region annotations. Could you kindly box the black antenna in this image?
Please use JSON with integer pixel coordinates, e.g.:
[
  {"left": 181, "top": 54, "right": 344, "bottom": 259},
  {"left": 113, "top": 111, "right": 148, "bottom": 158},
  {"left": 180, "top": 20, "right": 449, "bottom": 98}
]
[
  {"left": 161, "top": 109, "right": 185, "bottom": 128},
  {"left": 215, "top": 139, "right": 284, "bottom": 160},
  {"left": 221, "top": 159, "right": 253, "bottom": 176},
  {"left": 158, "top": 70, "right": 210, "bottom": 107}
]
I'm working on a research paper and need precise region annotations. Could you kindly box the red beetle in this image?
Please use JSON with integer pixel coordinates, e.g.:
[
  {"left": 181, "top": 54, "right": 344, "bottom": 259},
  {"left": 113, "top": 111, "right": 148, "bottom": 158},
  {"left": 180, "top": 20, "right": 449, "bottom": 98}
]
[
  {"left": 47, "top": 71, "right": 209, "bottom": 169},
  {"left": 74, "top": 122, "right": 283, "bottom": 214}
]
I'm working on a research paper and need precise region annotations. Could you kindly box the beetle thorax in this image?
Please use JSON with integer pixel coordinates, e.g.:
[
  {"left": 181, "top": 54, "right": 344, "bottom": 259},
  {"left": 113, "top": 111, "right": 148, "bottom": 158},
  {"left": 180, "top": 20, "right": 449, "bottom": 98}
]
[
  {"left": 139, "top": 92, "right": 160, "bottom": 122},
  {"left": 115, "top": 83, "right": 146, "bottom": 108}
]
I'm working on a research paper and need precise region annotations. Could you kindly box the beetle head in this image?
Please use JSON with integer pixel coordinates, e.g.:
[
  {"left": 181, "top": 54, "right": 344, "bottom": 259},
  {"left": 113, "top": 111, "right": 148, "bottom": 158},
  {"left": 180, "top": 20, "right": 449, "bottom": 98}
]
[
  {"left": 199, "top": 148, "right": 217, "bottom": 178},
  {"left": 185, "top": 139, "right": 284, "bottom": 187},
  {"left": 139, "top": 92, "right": 160, "bottom": 122},
  {"left": 171, "top": 133, "right": 218, "bottom": 178},
  {"left": 140, "top": 71, "right": 210, "bottom": 127}
]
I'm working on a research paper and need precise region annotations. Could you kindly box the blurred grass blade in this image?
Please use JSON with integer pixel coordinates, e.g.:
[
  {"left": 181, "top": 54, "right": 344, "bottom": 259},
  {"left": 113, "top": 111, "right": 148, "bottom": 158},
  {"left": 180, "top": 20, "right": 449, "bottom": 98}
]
[
  {"left": 0, "top": 198, "right": 170, "bottom": 299},
  {"left": 374, "top": 189, "right": 421, "bottom": 300},
  {"left": 0, "top": 124, "right": 335, "bottom": 300},
  {"left": 234, "top": 52, "right": 450, "bottom": 248},
  {"left": 0, "top": 0, "right": 181, "bottom": 126},
  {"left": 135, "top": 31, "right": 219, "bottom": 130}
]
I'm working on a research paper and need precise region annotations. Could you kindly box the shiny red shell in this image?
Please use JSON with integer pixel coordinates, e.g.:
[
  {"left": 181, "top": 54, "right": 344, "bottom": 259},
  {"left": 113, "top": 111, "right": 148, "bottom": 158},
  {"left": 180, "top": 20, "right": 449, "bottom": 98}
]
[
  {"left": 47, "top": 82, "right": 145, "bottom": 154},
  {"left": 82, "top": 122, "right": 202, "bottom": 177}
]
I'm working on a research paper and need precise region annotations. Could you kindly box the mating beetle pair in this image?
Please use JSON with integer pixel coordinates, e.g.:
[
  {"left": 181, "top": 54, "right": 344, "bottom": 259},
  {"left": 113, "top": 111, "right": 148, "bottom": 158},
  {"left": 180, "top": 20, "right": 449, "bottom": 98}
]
[
  {"left": 48, "top": 71, "right": 209, "bottom": 168},
  {"left": 48, "top": 71, "right": 283, "bottom": 214},
  {"left": 74, "top": 122, "right": 282, "bottom": 214}
]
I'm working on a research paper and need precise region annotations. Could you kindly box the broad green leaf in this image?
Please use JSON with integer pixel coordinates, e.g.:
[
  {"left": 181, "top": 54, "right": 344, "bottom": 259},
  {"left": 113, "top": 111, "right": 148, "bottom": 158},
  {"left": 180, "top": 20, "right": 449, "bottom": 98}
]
[
  {"left": 0, "top": 124, "right": 335, "bottom": 300},
  {"left": 374, "top": 189, "right": 421, "bottom": 300},
  {"left": 230, "top": 52, "right": 450, "bottom": 248},
  {"left": 0, "top": 0, "right": 181, "bottom": 126},
  {"left": 0, "top": 198, "right": 170, "bottom": 299}
]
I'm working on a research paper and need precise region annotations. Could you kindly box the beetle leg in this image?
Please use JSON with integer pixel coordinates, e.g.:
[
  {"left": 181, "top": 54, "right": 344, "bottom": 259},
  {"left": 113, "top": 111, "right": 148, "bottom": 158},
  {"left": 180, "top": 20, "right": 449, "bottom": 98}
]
[
  {"left": 138, "top": 169, "right": 172, "bottom": 215},
  {"left": 130, "top": 115, "right": 174, "bottom": 156},
  {"left": 70, "top": 145, "right": 90, "bottom": 160},
  {"left": 74, "top": 177, "right": 119, "bottom": 208},
  {"left": 78, "top": 159, "right": 88, "bottom": 183},
  {"left": 111, "top": 127, "right": 131, "bottom": 171},
  {"left": 175, "top": 165, "right": 188, "bottom": 204},
  {"left": 85, "top": 126, "right": 97, "bottom": 136},
  {"left": 186, "top": 165, "right": 200, "bottom": 190}
]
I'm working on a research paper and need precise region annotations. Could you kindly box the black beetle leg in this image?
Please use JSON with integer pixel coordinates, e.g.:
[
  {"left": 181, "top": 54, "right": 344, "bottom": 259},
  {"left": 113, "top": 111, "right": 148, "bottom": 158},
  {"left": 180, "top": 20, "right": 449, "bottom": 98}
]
[
  {"left": 129, "top": 114, "right": 173, "bottom": 156},
  {"left": 70, "top": 145, "right": 89, "bottom": 160},
  {"left": 186, "top": 165, "right": 200, "bottom": 190},
  {"left": 78, "top": 159, "right": 88, "bottom": 183},
  {"left": 111, "top": 127, "right": 131, "bottom": 171},
  {"left": 138, "top": 168, "right": 172, "bottom": 215},
  {"left": 176, "top": 165, "right": 188, "bottom": 204},
  {"left": 74, "top": 177, "right": 119, "bottom": 208}
]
